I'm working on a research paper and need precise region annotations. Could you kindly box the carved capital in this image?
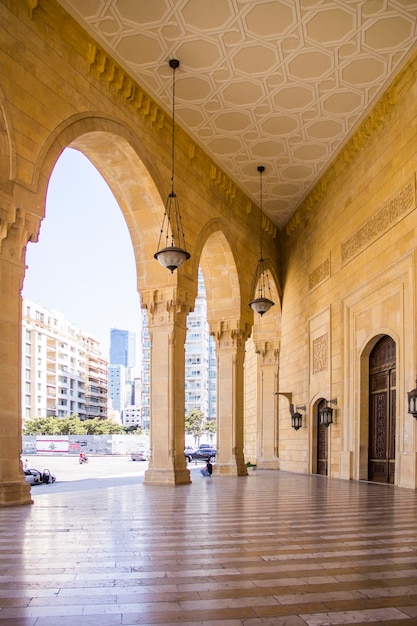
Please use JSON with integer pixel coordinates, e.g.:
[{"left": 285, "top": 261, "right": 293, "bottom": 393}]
[
  {"left": 254, "top": 340, "right": 280, "bottom": 364},
  {"left": 211, "top": 319, "right": 252, "bottom": 350},
  {"left": 0, "top": 203, "right": 39, "bottom": 264},
  {"left": 141, "top": 287, "right": 193, "bottom": 327}
]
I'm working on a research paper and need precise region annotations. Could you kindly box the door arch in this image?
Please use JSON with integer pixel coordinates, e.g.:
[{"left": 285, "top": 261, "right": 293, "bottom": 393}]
[
  {"left": 368, "top": 335, "right": 396, "bottom": 484},
  {"left": 312, "top": 398, "right": 328, "bottom": 476}
]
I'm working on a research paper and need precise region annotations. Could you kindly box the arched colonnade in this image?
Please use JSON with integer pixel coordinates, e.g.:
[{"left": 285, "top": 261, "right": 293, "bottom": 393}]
[{"left": 0, "top": 109, "right": 281, "bottom": 505}]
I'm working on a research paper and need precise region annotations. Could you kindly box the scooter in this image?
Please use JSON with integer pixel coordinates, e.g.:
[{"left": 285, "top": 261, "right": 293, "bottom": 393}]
[{"left": 79, "top": 455, "right": 88, "bottom": 464}]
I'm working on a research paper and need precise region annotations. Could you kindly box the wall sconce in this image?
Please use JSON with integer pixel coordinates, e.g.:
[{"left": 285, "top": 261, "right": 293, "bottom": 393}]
[
  {"left": 290, "top": 411, "right": 301, "bottom": 431},
  {"left": 407, "top": 380, "right": 417, "bottom": 418},
  {"left": 292, "top": 404, "right": 305, "bottom": 430},
  {"left": 319, "top": 398, "right": 337, "bottom": 427},
  {"left": 278, "top": 393, "right": 304, "bottom": 430}
]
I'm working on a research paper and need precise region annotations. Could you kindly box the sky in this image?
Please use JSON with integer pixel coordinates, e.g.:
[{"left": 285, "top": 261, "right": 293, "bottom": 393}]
[{"left": 22, "top": 148, "right": 142, "bottom": 359}]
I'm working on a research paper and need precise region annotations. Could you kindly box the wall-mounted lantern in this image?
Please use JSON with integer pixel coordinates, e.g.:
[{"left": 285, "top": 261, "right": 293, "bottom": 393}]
[
  {"left": 292, "top": 404, "right": 305, "bottom": 430},
  {"left": 407, "top": 380, "right": 417, "bottom": 418},
  {"left": 319, "top": 398, "right": 337, "bottom": 427}
]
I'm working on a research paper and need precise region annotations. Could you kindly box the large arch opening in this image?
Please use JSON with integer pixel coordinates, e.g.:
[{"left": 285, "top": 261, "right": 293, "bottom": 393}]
[{"left": 246, "top": 263, "right": 281, "bottom": 468}]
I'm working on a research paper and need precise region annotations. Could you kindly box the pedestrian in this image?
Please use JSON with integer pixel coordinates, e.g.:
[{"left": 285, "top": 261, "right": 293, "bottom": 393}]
[
  {"left": 200, "top": 459, "right": 213, "bottom": 477},
  {"left": 23, "top": 458, "right": 30, "bottom": 470}
]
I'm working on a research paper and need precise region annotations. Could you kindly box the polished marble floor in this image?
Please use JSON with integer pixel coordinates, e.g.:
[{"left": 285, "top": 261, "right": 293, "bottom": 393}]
[{"left": 1, "top": 469, "right": 417, "bottom": 625}]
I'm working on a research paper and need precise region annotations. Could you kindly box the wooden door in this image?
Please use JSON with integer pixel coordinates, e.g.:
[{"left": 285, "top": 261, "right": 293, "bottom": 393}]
[
  {"left": 368, "top": 336, "right": 396, "bottom": 484},
  {"left": 317, "top": 399, "right": 328, "bottom": 475}
]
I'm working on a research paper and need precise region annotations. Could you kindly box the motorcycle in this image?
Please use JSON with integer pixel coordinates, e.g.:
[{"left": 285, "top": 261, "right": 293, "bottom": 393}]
[{"left": 79, "top": 454, "right": 88, "bottom": 464}]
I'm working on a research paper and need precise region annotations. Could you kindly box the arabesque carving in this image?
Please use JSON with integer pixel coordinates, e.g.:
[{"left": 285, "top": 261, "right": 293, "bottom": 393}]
[
  {"left": 309, "top": 257, "right": 330, "bottom": 291},
  {"left": 312, "top": 334, "right": 328, "bottom": 375},
  {"left": 341, "top": 180, "right": 415, "bottom": 264}
]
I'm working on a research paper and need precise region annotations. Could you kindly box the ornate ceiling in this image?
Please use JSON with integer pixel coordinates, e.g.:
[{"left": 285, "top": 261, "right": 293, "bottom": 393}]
[{"left": 57, "top": 0, "right": 417, "bottom": 228}]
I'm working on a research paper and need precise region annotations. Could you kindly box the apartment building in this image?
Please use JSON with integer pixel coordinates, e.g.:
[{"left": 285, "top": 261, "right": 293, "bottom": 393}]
[
  {"left": 141, "top": 269, "right": 217, "bottom": 424},
  {"left": 22, "top": 299, "right": 108, "bottom": 423}
]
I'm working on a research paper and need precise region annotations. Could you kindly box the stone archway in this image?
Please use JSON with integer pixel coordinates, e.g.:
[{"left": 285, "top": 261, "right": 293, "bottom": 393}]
[
  {"left": 368, "top": 335, "right": 396, "bottom": 484},
  {"left": 358, "top": 333, "right": 398, "bottom": 483},
  {"left": 199, "top": 228, "right": 249, "bottom": 475},
  {"left": 248, "top": 260, "right": 281, "bottom": 469}
]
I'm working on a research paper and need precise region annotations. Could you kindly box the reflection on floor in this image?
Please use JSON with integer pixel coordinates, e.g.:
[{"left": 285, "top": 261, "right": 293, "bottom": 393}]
[{"left": 1, "top": 469, "right": 417, "bottom": 625}]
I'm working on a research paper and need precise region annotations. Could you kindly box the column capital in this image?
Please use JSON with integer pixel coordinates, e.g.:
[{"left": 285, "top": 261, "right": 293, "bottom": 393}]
[
  {"left": 254, "top": 339, "right": 280, "bottom": 364},
  {"left": 0, "top": 201, "right": 39, "bottom": 265},
  {"left": 141, "top": 287, "right": 194, "bottom": 327},
  {"left": 211, "top": 318, "right": 252, "bottom": 350}
]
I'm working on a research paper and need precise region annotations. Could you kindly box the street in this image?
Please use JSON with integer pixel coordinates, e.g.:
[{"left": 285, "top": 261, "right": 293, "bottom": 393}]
[{"left": 23, "top": 454, "right": 204, "bottom": 496}]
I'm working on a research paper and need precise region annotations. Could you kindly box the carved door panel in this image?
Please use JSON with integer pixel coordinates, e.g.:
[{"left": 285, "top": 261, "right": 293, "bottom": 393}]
[
  {"left": 317, "top": 399, "right": 328, "bottom": 475},
  {"left": 368, "top": 337, "right": 396, "bottom": 484}
]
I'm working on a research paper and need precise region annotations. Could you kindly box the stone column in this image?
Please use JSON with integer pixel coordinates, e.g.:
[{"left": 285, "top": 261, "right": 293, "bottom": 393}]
[
  {"left": 255, "top": 340, "right": 280, "bottom": 469},
  {"left": 142, "top": 288, "right": 193, "bottom": 485},
  {"left": 212, "top": 320, "right": 251, "bottom": 476},
  {"left": 0, "top": 205, "right": 36, "bottom": 506}
]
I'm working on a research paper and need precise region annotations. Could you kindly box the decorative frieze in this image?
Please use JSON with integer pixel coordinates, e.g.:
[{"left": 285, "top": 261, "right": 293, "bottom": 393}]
[
  {"left": 87, "top": 44, "right": 165, "bottom": 129},
  {"left": 25, "top": 0, "right": 38, "bottom": 18},
  {"left": 341, "top": 179, "right": 415, "bottom": 264},
  {"left": 309, "top": 257, "right": 330, "bottom": 291},
  {"left": 209, "top": 165, "right": 237, "bottom": 203},
  {"left": 312, "top": 333, "right": 328, "bottom": 375}
]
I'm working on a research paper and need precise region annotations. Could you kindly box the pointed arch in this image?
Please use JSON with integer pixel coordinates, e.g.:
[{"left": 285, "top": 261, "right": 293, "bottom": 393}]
[
  {"left": 192, "top": 218, "right": 242, "bottom": 324},
  {"left": 358, "top": 330, "right": 399, "bottom": 482},
  {"left": 30, "top": 113, "right": 181, "bottom": 291}
]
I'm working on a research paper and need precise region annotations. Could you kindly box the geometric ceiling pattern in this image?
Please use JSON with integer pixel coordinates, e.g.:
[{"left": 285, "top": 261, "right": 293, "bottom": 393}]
[{"left": 58, "top": 0, "right": 417, "bottom": 228}]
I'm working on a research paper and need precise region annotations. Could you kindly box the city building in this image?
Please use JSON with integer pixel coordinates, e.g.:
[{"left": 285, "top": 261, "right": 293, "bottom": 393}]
[
  {"left": 140, "top": 269, "right": 217, "bottom": 432},
  {"left": 184, "top": 269, "right": 216, "bottom": 422},
  {"left": 140, "top": 311, "right": 151, "bottom": 432},
  {"left": 22, "top": 299, "right": 108, "bottom": 422},
  {"left": 109, "top": 328, "right": 136, "bottom": 369},
  {"left": 109, "top": 328, "right": 143, "bottom": 428}
]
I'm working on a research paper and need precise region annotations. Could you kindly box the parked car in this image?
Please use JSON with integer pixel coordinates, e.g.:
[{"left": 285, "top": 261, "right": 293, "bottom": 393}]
[
  {"left": 131, "top": 450, "right": 150, "bottom": 461},
  {"left": 24, "top": 468, "right": 56, "bottom": 485},
  {"left": 184, "top": 446, "right": 195, "bottom": 462},
  {"left": 189, "top": 446, "right": 217, "bottom": 463},
  {"left": 24, "top": 468, "right": 43, "bottom": 485}
]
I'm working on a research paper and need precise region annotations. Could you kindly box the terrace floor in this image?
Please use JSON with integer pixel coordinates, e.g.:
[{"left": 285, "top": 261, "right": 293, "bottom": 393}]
[{"left": 1, "top": 466, "right": 417, "bottom": 625}]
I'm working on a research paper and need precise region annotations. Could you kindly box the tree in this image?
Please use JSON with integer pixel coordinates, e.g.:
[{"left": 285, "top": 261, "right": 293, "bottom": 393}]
[
  {"left": 204, "top": 419, "right": 217, "bottom": 444},
  {"left": 23, "top": 415, "right": 126, "bottom": 435},
  {"left": 185, "top": 408, "right": 205, "bottom": 446}
]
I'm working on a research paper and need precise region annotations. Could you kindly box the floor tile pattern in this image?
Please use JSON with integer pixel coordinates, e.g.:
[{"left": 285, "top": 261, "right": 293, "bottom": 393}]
[{"left": 1, "top": 470, "right": 417, "bottom": 625}]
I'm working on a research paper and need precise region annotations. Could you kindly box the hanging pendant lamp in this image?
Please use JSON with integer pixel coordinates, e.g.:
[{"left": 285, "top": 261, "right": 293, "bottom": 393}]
[
  {"left": 249, "top": 166, "right": 275, "bottom": 316},
  {"left": 154, "top": 59, "right": 190, "bottom": 273}
]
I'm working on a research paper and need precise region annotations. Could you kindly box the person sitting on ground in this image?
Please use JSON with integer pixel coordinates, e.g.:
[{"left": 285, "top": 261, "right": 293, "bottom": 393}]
[{"left": 200, "top": 460, "right": 213, "bottom": 477}]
